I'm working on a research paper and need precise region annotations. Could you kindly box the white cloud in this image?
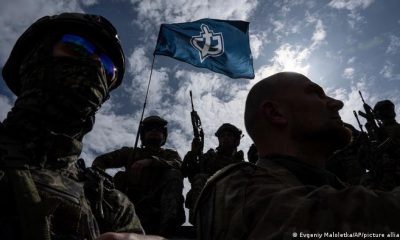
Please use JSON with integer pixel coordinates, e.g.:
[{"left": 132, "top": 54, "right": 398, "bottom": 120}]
[
  {"left": 130, "top": 0, "right": 258, "bottom": 33},
  {"left": 250, "top": 32, "right": 269, "bottom": 59},
  {"left": 328, "top": 0, "right": 374, "bottom": 11},
  {"left": 272, "top": 20, "right": 285, "bottom": 35},
  {"left": 380, "top": 61, "right": 400, "bottom": 80},
  {"left": 304, "top": 13, "right": 326, "bottom": 49},
  {"left": 328, "top": 0, "right": 372, "bottom": 30},
  {"left": 386, "top": 34, "right": 400, "bottom": 54},
  {"left": 347, "top": 57, "right": 356, "bottom": 64},
  {"left": 327, "top": 80, "right": 369, "bottom": 128},
  {"left": 80, "top": 0, "right": 98, "bottom": 6},
  {"left": 126, "top": 46, "right": 171, "bottom": 109},
  {"left": 343, "top": 67, "right": 355, "bottom": 79},
  {"left": 0, "top": 0, "right": 84, "bottom": 64},
  {"left": 128, "top": 47, "right": 149, "bottom": 74},
  {"left": 81, "top": 99, "right": 139, "bottom": 163},
  {"left": 380, "top": 61, "right": 394, "bottom": 79},
  {"left": 311, "top": 19, "right": 326, "bottom": 48},
  {"left": 257, "top": 43, "right": 311, "bottom": 79}
]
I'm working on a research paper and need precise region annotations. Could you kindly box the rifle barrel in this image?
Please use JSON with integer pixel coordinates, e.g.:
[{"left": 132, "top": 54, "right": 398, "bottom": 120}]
[
  {"left": 358, "top": 111, "right": 368, "bottom": 119},
  {"left": 353, "top": 110, "right": 364, "bottom": 133},
  {"left": 190, "top": 90, "right": 194, "bottom": 111},
  {"left": 358, "top": 90, "right": 366, "bottom": 104}
]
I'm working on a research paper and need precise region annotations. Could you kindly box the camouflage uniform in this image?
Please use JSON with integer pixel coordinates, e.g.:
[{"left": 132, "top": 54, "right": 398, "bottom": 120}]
[
  {"left": 368, "top": 100, "right": 400, "bottom": 190},
  {"left": 0, "top": 13, "right": 143, "bottom": 240},
  {"left": 183, "top": 123, "right": 244, "bottom": 225},
  {"left": 326, "top": 129, "right": 369, "bottom": 185},
  {"left": 196, "top": 156, "right": 400, "bottom": 240},
  {"left": 93, "top": 146, "right": 185, "bottom": 236}
]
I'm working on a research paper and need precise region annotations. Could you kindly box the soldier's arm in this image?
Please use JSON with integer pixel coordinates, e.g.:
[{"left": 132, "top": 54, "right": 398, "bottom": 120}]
[
  {"left": 99, "top": 188, "right": 145, "bottom": 234},
  {"left": 151, "top": 149, "right": 182, "bottom": 170},
  {"left": 181, "top": 151, "right": 201, "bottom": 179},
  {"left": 92, "top": 147, "right": 132, "bottom": 170}
]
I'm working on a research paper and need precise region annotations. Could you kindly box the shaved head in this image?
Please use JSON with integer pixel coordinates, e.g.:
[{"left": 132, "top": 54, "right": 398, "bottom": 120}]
[
  {"left": 244, "top": 72, "right": 350, "bottom": 161},
  {"left": 245, "top": 72, "right": 308, "bottom": 140}
]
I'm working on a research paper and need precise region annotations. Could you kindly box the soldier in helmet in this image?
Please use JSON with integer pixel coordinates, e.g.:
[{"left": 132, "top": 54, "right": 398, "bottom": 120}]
[
  {"left": 0, "top": 13, "right": 144, "bottom": 239},
  {"left": 92, "top": 115, "right": 185, "bottom": 237},
  {"left": 374, "top": 100, "right": 400, "bottom": 141},
  {"left": 183, "top": 123, "right": 244, "bottom": 224},
  {"left": 370, "top": 100, "right": 400, "bottom": 190}
]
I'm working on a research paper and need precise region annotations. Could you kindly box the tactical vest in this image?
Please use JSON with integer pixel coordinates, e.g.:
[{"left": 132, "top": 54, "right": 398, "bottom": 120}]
[{"left": 0, "top": 126, "right": 99, "bottom": 240}]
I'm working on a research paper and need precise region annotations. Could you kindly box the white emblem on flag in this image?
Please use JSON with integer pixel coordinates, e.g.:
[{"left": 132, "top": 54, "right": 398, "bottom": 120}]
[{"left": 190, "top": 24, "right": 224, "bottom": 63}]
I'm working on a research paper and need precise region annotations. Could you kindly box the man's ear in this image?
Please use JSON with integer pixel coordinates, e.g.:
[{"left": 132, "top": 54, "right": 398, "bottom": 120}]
[{"left": 260, "top": 101, "right": 288, "bottom": 125}]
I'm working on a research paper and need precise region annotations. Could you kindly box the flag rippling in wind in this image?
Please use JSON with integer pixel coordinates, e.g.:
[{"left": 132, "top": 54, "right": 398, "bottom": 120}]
[{"left": 154, "top": 18, "right": 254, "bottom": 79}]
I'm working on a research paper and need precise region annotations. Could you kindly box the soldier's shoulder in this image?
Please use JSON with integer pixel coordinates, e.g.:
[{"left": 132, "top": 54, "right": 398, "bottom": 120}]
[
  {"left": 120, "top": 146, "right": 135, "bottom": 152},
  {"left": 204, "top": 148, "right": 216, "bottom": 156},
  {"left": 206, "top": 162, "right": 258, "bottom": 187},
  {"left": 196, "top": 162, "right": 258, "bottom": 208},
  {"left": 235, "top": 150, "right": 245, "bottom": 161},
  {"left": 102, "top": 146, "right": 134, "bottom": 155},
  {"left": 162, "top": 148, "right": 179, "bottom": 154}
]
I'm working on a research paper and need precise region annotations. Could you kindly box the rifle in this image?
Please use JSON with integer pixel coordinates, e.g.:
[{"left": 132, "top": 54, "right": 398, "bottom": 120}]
[
  {"left": 357, "top": 91, "right": 383, "bottom": 142},
  {"left": 354, "top": 92, "right": 392, "bottom": 182},
  {"left": 182, "top": 91, "right": 204, "bottom": 179},
  {"left": 353, "top": 110, "right": 365, "bottom": 134},
  {"left": 190, "top": 91, "right": 204, "bottom": 153}
]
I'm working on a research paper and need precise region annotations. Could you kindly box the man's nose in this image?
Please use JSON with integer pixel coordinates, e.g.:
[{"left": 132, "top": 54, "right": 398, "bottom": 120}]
[{"left": 327, "top": 96, "right": 344, "bottom": 110}]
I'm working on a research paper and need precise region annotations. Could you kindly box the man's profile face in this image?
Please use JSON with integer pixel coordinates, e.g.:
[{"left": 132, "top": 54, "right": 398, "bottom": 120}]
[{"left": 281, "top": 77, "right": 351, "bottom": 149}]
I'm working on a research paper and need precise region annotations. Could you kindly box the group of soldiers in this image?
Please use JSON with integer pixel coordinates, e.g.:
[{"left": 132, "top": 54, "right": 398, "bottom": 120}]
[
  {"left": 1, "top": 11, "right": 400, "bottom": 240},
  {"left": 327, "top": 99, "right": 400, "bottom": 190},
  {"left": 92, "top": 115, "right": 248, "bottom": 236}
]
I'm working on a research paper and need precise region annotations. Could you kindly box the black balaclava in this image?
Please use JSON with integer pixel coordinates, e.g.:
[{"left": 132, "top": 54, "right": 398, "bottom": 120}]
[{"left": 2, "top": 35, "right": 110, "bottom": 165}]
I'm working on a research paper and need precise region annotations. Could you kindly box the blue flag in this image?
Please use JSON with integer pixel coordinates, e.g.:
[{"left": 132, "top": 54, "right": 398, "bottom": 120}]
[{"left": 154, "top": 19, "right": 254, "bottom": 79}]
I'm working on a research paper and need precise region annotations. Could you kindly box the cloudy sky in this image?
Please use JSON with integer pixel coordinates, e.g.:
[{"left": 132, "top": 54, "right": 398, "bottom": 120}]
[{"left": 1, "top": 0, "right": 400, "bottom": 172}]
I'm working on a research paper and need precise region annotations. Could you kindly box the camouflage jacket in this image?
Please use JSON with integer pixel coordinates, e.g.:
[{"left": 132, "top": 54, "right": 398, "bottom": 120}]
[
  {"left": 93, "top": 146, "right": 181, "bottom": 171},
  {"left": 183, "top": 148, "right": 244, "bottom": 224},
  {"left": 201, "top": 148, "right": 244, "bottom": 176},
  {"left": 196, "top": 155, "right": 400, "bottom": 240},
  {"left": 182, "top": 148, "right": 244, "bottom": 181},
  {"left": 0, "top": 124, "right": 143, "bottom": 239},
  {"left": 93, "top": 146, "right": 182, "bottom": 192},
  {"left": 93, "top": 146, "right": 185, "bottom": 236},
  {"left": 326, "top": 144, "right": 367, "bottom": 185}
]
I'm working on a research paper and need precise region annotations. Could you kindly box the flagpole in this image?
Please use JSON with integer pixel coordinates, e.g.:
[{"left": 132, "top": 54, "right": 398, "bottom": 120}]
[{"left": 133, "top": 54, "right": 156, "bottom": 150}]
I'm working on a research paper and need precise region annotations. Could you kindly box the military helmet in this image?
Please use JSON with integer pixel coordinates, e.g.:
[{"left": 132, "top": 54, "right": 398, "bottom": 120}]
[
  {"left": 140, "top": 116, "right": 168, "bottom": 146},
  {"left": 2, "top": 12, "right": 125, "bottom": 96},
  {"left": 374, "top": 100, "right": 396, "bottom": 120},
  {"left": 215, "top": 123, "right": 243, "bottom": 147}
]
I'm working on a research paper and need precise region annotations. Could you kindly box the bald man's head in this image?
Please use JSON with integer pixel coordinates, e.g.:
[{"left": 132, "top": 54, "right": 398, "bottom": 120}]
[
  {"left": 245, "top": 71, "right": 350, "bottom": 155},
  {"left": 244, "top": 72, "right": 308, "bottom": 139}
]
